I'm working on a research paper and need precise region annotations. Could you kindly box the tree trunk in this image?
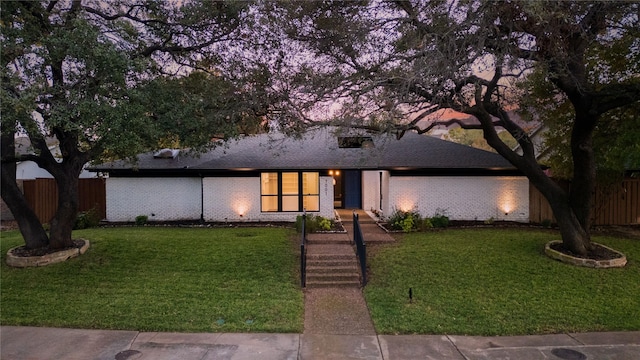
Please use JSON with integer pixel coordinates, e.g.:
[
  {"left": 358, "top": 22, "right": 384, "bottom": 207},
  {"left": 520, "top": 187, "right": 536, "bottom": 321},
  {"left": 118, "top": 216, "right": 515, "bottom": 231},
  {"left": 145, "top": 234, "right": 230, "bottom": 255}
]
[
  {"left": 48, "top": 173, "right": 79, "bottom": 249},
  {"left": 1, "top": 163, "right": 50, "bottom": 249},
  {"left": 526, "top": 177, "right": 591, "bottom": 256},
  {"left": 1, "top": 133, "right": 50, "bottom": 249},
  {"left": 567, "top": 110, "right": 598, "bottom": 251},
  {"left": 548, "top": 196, "right": 590, "bottom": 255},
  {"left": 474, "top": 108, "right": 594, "bottom": 256}
]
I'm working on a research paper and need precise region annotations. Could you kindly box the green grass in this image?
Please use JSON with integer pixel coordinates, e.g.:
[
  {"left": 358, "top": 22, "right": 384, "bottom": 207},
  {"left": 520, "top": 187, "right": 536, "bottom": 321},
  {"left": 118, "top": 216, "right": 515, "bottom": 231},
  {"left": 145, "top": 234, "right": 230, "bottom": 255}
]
[
  {"left": 365, "top": 229, "right": 640, "bottom": 336},
  {"left": 1, "top": 227, "right": 303, "bottom": 333}
]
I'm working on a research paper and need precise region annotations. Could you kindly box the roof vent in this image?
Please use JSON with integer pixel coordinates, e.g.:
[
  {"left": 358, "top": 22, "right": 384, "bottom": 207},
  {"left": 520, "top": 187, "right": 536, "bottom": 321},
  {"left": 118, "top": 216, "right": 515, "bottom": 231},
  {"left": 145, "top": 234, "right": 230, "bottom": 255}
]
[
  {"left": 338, "top": 136, "right": 375, "bottom": 148},
  {"left": 153, "top": 148, "right": 179, "bottom": 159}
]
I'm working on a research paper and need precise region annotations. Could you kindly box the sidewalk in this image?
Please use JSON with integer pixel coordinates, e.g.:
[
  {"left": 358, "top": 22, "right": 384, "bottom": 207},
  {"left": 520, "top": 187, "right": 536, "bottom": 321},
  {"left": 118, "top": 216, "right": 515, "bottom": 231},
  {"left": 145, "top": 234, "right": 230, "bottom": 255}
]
[{"left": 2, "top": 326, "right": 639, "bottom": 359}]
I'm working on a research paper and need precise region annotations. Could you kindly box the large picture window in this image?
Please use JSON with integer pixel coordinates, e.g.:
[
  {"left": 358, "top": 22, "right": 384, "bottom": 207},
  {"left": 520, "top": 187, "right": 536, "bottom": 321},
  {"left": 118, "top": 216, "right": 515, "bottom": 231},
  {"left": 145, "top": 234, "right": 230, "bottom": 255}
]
[{"left": 261, "top": 172, "right": 320, "bottom": 212}]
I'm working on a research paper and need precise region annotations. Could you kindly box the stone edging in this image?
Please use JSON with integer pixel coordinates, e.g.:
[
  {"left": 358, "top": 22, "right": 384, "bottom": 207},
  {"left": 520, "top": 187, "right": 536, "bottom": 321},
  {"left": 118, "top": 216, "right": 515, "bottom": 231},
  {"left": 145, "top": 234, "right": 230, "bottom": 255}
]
[
  {"left": 544, "top": 240, "right": 627, "bottom": 268},
  {"left": 6, "top": 240, "right": 90, "bottom": 268}
]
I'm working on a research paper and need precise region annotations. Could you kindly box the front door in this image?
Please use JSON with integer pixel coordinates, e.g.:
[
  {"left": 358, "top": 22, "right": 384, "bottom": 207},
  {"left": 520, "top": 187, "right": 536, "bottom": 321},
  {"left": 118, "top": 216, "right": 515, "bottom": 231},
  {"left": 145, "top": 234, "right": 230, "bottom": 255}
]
[{"left": 343, "top": 170, "right": 362, "bottom": 209}]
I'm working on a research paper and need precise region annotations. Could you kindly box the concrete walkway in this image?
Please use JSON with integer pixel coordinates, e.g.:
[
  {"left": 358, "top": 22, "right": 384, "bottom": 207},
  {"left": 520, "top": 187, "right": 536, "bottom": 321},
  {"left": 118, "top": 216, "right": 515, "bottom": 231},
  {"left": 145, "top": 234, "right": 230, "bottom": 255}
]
[
  {"left": 2, "top": 326, "right": 639, "bottom": 359},
  {"left": 302, "top": 208, "right": 392, "bottom": 330},
  {"left": 302, "top": 209, "right": 384, "bottom": 357}
]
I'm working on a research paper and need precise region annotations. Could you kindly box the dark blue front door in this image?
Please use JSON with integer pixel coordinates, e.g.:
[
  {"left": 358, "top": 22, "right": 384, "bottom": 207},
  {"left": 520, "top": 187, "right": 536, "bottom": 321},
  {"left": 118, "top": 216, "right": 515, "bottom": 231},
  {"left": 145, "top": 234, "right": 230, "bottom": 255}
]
[{"left": 343, "top": 170, "right": 362, "bottom": 208}]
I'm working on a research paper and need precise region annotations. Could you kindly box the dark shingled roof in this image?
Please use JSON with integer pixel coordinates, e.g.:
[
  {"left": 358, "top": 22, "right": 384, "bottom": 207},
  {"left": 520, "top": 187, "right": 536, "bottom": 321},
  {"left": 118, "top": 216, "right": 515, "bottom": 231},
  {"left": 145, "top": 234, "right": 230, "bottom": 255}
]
[{"left": 91, "top": 127, "right": 519, "bottom": 176}]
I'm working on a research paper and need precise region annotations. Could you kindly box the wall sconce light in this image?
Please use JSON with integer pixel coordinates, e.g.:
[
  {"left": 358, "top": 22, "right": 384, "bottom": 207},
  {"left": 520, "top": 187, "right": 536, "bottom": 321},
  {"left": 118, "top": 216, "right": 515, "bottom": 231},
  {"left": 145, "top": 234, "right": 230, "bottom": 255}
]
[{"left": 329, "top": 170, "right": 334, "bottom": 175}]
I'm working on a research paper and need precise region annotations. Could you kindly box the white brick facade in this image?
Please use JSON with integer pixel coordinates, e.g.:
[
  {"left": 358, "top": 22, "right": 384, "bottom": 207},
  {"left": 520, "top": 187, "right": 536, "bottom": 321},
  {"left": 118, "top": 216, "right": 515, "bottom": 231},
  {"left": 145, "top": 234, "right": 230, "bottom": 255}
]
[
  {"left": 106, "top": 176, "right": 334, "bottom": 222},
  {"left": 387, "top": 176, "right": 529, "bottom": 222},
  {"left": 106, "top": 174, "right": 527, "bottom": 223},
  {"left": 362, "top": 170, "right": 390, "bottom": 213},
  {"left": 106, "top": 177, "right": 202, "bottom": 221}
]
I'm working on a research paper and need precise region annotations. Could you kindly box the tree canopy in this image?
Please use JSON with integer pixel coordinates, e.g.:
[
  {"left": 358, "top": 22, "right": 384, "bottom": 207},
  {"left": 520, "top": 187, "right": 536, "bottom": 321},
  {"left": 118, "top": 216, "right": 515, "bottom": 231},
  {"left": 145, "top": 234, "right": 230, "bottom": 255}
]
[
  {"left": 1, "top": 0, "right": 270, "bottom": 249},
  {"left": 272, "top": 0, "right": 640, "bottom": 255}
]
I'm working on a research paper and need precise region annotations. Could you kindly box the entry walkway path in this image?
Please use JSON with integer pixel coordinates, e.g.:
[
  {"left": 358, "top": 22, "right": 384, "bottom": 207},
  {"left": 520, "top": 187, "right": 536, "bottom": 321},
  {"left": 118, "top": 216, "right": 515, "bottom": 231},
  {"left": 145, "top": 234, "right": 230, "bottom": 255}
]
[{"left": 301, "top": 209, "right": 394, "bottom": 359}]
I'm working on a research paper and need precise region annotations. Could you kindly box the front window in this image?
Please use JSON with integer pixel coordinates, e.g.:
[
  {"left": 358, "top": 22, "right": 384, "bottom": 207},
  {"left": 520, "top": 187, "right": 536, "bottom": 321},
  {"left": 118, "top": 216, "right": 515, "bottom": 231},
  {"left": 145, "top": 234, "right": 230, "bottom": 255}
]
[
  {"left": 261, "top": 172, "right": 279, "bottom": 212},
  {"left": 302, "top": 172, "right": 319, "bottom": 211},
  {"left": 261, "top": 172, "right": 320, "bottom": 212},
  {"left": 282, "top": 172, "right": 299, "bottom": 211}
]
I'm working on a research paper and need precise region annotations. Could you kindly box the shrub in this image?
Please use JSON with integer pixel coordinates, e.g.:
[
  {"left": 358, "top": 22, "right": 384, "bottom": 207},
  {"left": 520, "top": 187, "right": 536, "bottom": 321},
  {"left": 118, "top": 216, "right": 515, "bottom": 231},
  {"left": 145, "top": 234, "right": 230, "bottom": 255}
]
[
  {"left": 135, "top": 215, "right": 148, "bottom": 226},
  {"left": 317, "top": 216, "right": 332, "bottom": 231},
  {"left": 401, "top": 216, "right": 414, "bottom": 232},
  {"left": 296, "top": 214, "right": 333, "bottom": 233},
  {"left": 388, "top": 207, "right": 422, "bottom": 232},
  {"left": 74, "top": 208, "right": 101, "bottom": 229},
  {"left": 420, "top": 217, "right": 433, "bottom": 231},
  {"left": 296, "top": 215, "right": 314, "bottom": 233},
  {"left": 430, "top": 209, "right": 450, "bottom": 228}
]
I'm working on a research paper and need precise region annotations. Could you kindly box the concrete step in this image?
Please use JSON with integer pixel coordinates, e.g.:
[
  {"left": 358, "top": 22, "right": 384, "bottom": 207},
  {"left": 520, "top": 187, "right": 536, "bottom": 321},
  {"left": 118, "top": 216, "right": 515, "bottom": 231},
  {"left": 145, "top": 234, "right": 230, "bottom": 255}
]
[
  {"left": 305, "top": 280, "right": 361, "bottom": 288},
  {"left": 306, "top": 238, "right": 352, "bottom": 245},
  {"left": 307, "top": 259, "right": 356, "bottom": 267},
  {"left": 307, "top": 273, "right": 360, "bottom": 283},
  {"left": 307, "top": 253, "right": 354, "bottom": 261},
  {"left": 306, "top": 265, "right": 359, "bottom": 274}
]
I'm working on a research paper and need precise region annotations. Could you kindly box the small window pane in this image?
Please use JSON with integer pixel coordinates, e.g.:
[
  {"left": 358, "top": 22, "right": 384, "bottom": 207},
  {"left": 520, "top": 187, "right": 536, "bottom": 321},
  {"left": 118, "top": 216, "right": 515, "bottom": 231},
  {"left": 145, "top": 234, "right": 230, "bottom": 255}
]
[
  {"left": 261, "top": 196, "right": 278, "bottom": 212},
  {"left": 303, "top": 195, "right": 319, "bottom": 212},
  {"left": 282, "top": 195, "right": 299, "bottom": 211},
  {"left": 261, "top": 173, "right": 278, "bottom": 195},
  {"left": 303, "top": 172, "right": 319, "bottom": 195},
  {"left": 282, "top": 172, "right": 299, "bottom": 195}
]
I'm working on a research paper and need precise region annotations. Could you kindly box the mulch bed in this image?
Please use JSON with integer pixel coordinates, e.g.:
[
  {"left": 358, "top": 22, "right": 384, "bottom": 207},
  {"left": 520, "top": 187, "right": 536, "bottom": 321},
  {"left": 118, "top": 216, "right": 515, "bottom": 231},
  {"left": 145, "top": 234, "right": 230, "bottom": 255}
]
[{"left": 9, "top": 239, "right": 86, "bottom": 258}]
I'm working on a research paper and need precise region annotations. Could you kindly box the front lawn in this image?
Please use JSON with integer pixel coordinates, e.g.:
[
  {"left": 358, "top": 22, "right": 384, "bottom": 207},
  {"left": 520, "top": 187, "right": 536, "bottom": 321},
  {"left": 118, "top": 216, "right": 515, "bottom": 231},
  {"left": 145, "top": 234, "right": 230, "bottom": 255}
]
[
  {"left": 365, "top": 229, "right": 640, "bottom": 336},
  {"left": 1, "top": 227, "right": 303, "bottom": 333}
]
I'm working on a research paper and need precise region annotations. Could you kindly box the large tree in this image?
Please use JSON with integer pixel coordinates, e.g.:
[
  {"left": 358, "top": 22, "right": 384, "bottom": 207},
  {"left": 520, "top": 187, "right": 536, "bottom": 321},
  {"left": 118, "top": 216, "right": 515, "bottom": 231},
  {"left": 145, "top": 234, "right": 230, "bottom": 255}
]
[
  {"left": 274, "top": 1, "right": 640, "bottom": 256},
  {"left": 1, "top": 1, "right": 269, "bottom": 250}
]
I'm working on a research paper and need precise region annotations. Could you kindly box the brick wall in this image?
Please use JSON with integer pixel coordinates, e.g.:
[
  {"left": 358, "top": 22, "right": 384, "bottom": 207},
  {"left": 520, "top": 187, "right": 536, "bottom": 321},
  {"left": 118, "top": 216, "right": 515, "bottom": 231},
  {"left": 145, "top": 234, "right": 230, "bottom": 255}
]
[
  {"left": 203, "top": 176, "right": 334, "bottom": 222},
  {"left": 203, "top": 177, "right": 259, "bottom": 221},
  {"left": 106, "top": 176, "right": 334, "bottom": 223},
  {"left": 106, "top": 177, "right": 201, "bottom": 221},
  {"left": 387, "top": 176, "right": 529, "bottom": 222}
]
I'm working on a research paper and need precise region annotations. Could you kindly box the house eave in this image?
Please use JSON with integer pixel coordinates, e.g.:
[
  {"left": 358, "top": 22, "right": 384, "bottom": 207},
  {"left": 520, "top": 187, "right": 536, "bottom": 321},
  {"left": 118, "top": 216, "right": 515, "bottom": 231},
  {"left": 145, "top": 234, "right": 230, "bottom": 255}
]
[
  {"left": 387, "top": 168, "right": 523, "bottom": 176},
  {"left": 95, "top": 166, "right": 524, "bottom": 178}
]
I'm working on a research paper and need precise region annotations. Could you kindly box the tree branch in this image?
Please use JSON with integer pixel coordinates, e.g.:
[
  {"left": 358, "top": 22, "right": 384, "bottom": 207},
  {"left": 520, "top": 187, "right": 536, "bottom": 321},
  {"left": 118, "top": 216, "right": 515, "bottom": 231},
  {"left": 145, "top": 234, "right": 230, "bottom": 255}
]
[
  {"left": 595, "top": 83, "right": 640, "bottom": 114},
  {"left": 82, "top": 4, "right": 173, "bottom": 26}
]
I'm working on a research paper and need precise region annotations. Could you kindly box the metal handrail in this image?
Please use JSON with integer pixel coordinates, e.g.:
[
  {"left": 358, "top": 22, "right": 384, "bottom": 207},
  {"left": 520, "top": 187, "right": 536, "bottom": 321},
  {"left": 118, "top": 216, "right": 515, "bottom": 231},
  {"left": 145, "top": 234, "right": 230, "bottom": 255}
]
[
  {"left": 300, "top": 212, "right": 307, "bottom": 287},
  {"left": 353, "top": 211, "right": 367, "bottom": 286}
]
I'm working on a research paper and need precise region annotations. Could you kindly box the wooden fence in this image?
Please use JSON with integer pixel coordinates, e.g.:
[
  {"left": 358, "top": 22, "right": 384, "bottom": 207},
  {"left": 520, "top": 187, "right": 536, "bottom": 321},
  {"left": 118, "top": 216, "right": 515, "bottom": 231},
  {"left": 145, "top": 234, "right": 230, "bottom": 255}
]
[
  {"left": 530, "top": 178, "right": 640, "bottom": 226},
  {"left": 22, "top": 178, "right": 106, "bottom": 224}
]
